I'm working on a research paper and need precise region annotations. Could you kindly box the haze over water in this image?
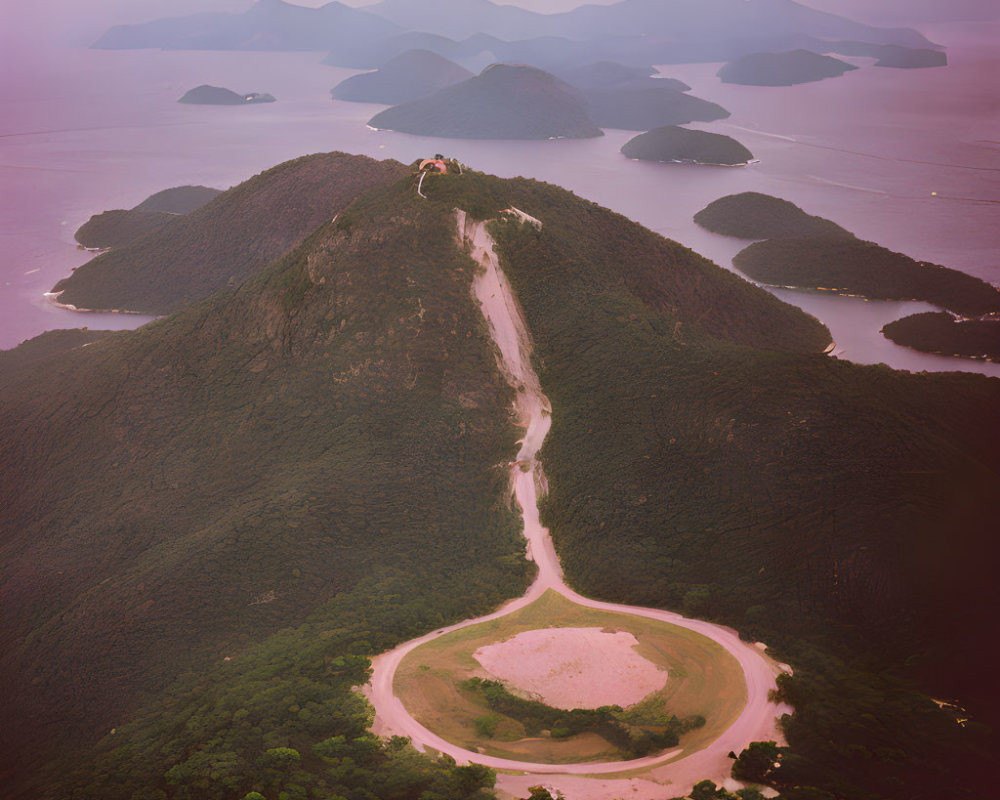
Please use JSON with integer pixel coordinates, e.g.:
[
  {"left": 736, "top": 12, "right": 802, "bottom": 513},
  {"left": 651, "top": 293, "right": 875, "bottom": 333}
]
[{"left": 1, "top": 18, "right": 997, "bottom": 378}]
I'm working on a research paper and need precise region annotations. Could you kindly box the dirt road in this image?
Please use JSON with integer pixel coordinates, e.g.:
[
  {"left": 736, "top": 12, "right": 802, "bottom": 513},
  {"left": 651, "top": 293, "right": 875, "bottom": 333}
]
[{"left": 363, "top": 212, "right": 790, "bottom": 799}]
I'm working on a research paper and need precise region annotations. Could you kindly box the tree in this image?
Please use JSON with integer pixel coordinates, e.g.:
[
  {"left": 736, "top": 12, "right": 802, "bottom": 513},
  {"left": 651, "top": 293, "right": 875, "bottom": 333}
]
[{"left": 732, "top": 740, "right": 783, "bottom": 783}]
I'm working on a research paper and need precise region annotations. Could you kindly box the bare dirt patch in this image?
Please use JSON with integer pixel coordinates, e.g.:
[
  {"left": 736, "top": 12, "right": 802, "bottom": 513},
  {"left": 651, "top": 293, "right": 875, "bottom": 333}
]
[{"left": 474, "top": 627, "right": 668, "bottom": 709}]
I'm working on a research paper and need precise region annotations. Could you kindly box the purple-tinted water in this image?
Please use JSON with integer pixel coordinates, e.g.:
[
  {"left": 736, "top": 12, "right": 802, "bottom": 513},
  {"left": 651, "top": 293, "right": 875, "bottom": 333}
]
[{"left": 1, "top": 22, "right": 997, "bottom": 377}]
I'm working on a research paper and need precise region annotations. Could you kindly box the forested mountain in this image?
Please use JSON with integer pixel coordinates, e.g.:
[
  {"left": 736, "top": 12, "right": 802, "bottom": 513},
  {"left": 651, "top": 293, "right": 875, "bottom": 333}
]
[
  {"left": 52, "top": 153, "right": 407, "bottom": 315},
  {"left": 363, "top": 0, "right": 935, "bottom": 49},
  {"left": 330, "top": 49, "right": 473, "bottom": 105},
  {"left": 3, "top": 158, "right": 997, "bottom": 799},
  {"left": 93, "top": 0, "right": 939, "bottom": 69},
  {"left": 93, "top": 0, "right": 401, "bottom": 51}
]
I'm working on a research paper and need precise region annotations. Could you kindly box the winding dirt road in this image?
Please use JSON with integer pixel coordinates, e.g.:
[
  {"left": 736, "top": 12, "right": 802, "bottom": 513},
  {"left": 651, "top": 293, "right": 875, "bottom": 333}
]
[{"left": 363, "top": 212, "right": 790, "bottom": 799}]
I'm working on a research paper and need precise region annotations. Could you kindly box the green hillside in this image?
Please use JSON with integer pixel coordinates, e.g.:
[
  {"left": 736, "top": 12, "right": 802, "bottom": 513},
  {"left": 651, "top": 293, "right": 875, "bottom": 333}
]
[
  {"left": 53, "top": 153, "right": 408, "bottom": 315},
  {"left": 0, "top": 328, "right": 121, "bottom": 381},
  {"left": 75, "top": 186, "right": 223, "bottom": 249},
  {"left": 1, "top": 162, "right": 531, "bottom": 798},
  {"left": 3, "top": 157, "right": 997, "bottom": 799},
  {"left": 486, "top": 196, "right": 1000, "bottom": 797}
]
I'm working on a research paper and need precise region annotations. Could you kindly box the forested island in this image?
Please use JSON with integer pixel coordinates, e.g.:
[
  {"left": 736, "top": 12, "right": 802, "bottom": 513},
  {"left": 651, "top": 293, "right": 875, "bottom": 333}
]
[
  {"left": 178, "top": 85, "right": 276, "bottom": 105},
  {"left": 330, "top": 49, "right": 472, "bottom": 105},
  {"left": 717, "top": 49, "right": 858, "bottom": 85},
  {"left": 365, "top": 62, "right": 728, "bottom": 139},
  {"left": 694, "top": 191, "right": 852, "bottom": 239},
  {"left": 367, "top": 64, "right": 603, "bottom": 140},
  {"left": 91, "top": 0, "right": 939, "bottom": 70},
  {"left": 733, "top": 235, "right": 1000, "bottom": 316},
  {"left": 74, "top": 185, "right": 221, "bottom": 249},
  {"left": 830, "top": 41, "right": 947, "bottom": 68},
  {"left": 883, "top": 311, "right": 1000, "bottom": 361},
  {"left": 4, "top": 156, "right": 998, "bottom": 800},
  {"left": 581, "top": 86, "right": 729, "bottom": 130},
  {"left": 622, "top": 126, "right": 753, "bottom": 166}
]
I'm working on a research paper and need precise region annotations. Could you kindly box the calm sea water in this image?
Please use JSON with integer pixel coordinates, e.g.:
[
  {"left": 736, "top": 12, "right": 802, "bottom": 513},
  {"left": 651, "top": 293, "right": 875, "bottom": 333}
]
[{"left": 1, "top": 22, "right": 998, "bottom": 377}]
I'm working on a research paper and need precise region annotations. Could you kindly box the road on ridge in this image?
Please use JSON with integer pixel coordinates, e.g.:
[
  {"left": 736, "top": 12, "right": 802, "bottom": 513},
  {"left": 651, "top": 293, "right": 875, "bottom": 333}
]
[{"left": 363, "top": 212, "right": 790, "bottom": 799}]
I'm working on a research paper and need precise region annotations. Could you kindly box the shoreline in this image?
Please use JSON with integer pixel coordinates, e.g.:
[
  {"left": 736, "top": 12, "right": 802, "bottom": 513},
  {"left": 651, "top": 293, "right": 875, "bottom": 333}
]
[{"left": 43, "top": 290, "right": 146, "bottom": 316}]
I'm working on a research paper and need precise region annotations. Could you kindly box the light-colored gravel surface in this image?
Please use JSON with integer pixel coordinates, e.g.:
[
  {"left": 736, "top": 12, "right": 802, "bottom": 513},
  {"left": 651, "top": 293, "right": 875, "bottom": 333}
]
[{"left": 474, "top": 627, "right": 668, "bottom": 709}]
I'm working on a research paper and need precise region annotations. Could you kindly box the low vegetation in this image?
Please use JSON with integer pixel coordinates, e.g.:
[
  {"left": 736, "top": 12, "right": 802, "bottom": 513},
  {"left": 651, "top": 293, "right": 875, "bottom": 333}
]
[{"left": 463, "top": 677, "right": 703, "bottom": 758}]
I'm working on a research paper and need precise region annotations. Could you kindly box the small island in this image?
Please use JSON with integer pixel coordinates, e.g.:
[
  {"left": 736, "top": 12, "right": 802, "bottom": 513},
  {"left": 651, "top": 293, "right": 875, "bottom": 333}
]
[
  {"left": 583, "top": 86, "right": 729, "bottom": 130},
  {"left": 178, "top": 85, "right": 276, "bottom": 105},
  {"left": 75, "top": 185, "right": 221, "bottom": 249},
  {"left": 830, "top": 41, "right": 947, "bottom": 68},
  {"left": 694, "top": 192, "right": 852, "bottom": 239},
  {"left": 734, "top": 236, "right": 1000, "bottom": 317},
  {"left": 367, "top": 64, "right": 603, "bottom": 140},
  {"left": 717, "top": 49, "right": 858, "bottom": 86},
  {"left": 882, "top": 311, "right": 1000, "bottom": 362},
  {"left": 870, "top": 45, "right": 947, "bottom": 68},
  {"left": 330, "top": 49, "right": 472, "bottom": 105},
  {"left": 621, "top": 126, "right": 753, "bottom": 166}
]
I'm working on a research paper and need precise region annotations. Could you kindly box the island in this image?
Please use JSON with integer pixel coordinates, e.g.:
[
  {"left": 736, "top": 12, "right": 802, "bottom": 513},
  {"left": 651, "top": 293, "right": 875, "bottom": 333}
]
[
  {"left": 882, "top": 311, "right": 1000, "bottom": 362},
  {"left": 733, "top": 236, "right": 1000, "bottom": 316},
  {"left": 331, "top": 49, "right": 473, "bottom": 105},
  {"left": 178, "top": 85, "right": 276, "bottom": 105},
  {"left": 367, "top": 64, "right": 603, "bottom": 140},
  {"left": 621, "top": 126, "right": 753, "bottom": 166},
  {"left": 583, "top": 86, "right": 729, "bottom": 131},
  {"left": 717, "top": 49, "right": 858, "bottom": 86},
  {"left": 75, "top": 185, "right": 221, "bottom": 249},
  {"left": 828, "top": 41, "right": 947, "bottom": 68},
  {"left": 694, "top": 191, "right": 852, "bottom": 239}
]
